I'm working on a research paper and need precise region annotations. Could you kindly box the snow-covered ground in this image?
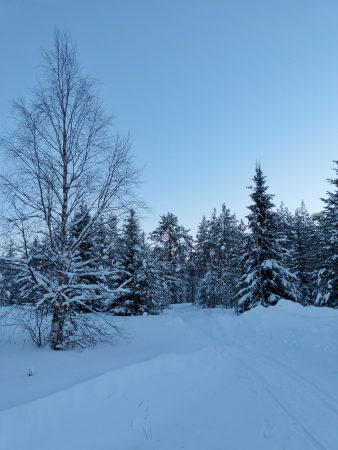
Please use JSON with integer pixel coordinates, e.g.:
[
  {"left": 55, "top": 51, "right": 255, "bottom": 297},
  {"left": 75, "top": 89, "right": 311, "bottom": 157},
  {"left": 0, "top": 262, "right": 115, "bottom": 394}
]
[{"left": 0, "top": 302, "right": 338, "bottom": 450}]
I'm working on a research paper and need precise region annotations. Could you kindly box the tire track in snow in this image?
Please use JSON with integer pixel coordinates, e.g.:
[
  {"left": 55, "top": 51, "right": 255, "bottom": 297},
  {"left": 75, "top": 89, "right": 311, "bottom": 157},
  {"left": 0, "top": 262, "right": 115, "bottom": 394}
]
[
  {"left": 150, "top": 308, "right": 335, "bottom": 449},
  {"left": 238, "top": 347, "right": 338, "bottom": 416},
  {"left": 228, "top": 351, "right": 328, "bottom": 450},
  {"left": 177, "top": 313, "right": 331, "bottom": 450},
  {"left": 185, "top": 311, "right": 338, "bottom": 420}
]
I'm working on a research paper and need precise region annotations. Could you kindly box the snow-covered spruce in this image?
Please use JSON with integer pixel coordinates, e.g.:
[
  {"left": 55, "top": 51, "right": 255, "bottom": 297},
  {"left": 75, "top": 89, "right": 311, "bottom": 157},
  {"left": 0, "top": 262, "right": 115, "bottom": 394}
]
[
  {"left": 237, "top": 164, "right": 299, "bottom": 313},
  {"left": 314, "top": 160, "right": 338, "bottom": 307},
  {"left": 195, "top": 205, "right": 244, "bottom": 308},
  {"left": 109, "top": 209, "right": 162, "bottom": 315},
  {"left": 150, "top": 213, "right": 193, "bottom": 306}
]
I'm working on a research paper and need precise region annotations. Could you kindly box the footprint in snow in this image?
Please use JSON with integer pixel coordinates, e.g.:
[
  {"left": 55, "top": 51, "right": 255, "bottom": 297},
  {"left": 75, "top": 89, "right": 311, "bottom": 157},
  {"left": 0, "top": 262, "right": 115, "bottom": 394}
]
[{"left": 262, "top": 417, "right": 274, "bottom": 439}]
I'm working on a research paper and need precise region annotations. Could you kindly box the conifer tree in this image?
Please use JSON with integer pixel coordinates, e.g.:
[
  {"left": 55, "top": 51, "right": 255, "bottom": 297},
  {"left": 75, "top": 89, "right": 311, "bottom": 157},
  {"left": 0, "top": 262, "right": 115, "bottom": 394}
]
[
  {"left": 217, "top": 204, "right": 243, "bottom": 308},
  {"left": 195, "top": 206, "right": 243, "bottom": 308},
  {"left": 136, "top": 234, "right": 163, "bottom": 313},
  {"left": 196, "top": 210, "right": 220, "bottom": 307},
  {"left": 194, "top": 216, "right": 210, "bottom": 280},
  {"left": 275, "top": 202, "right": 294, "bottom": 270},
  {"left": 196, "top": 257, "right": 220, "bottom": 308},
  {"left": 111, "top": 209, "right": 145, "bottom": 314},
  {"left": 194, "top": 215, "right": 213, "bottom": 306},
  {"left": 150, "top": 213, "right": 193, "bottom": 304},
  {"left": 315, "top": 161, "right": 338, "bottom": 307},
  {"left": 237, "top": 164, "right": 298, "bottom": 313},
  {"left": 291, "top": 202, "right": 318, "bottom": 304},
  {"left": 70, "top": 204, "right": 96, "bottom": 287},
  {"left": 105, "top": 215, "right": 121, "bottom": 262},
  {"left": 111, "top": 209, "right": 160, "bottom": 315},
  {"left": 0, "top": 240, "right": 17, "bottom": 305}
]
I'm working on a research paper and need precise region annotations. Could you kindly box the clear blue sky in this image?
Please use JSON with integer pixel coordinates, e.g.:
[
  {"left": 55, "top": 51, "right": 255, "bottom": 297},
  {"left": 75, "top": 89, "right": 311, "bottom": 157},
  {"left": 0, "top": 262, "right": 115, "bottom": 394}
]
[{"left": 1, "top": 0, "right": 338, "bottom": 233}]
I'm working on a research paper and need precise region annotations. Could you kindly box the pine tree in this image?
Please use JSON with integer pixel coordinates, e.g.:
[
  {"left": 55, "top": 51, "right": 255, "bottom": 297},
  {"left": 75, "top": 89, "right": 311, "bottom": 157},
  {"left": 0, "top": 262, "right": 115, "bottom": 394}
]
[{"left": 237, "top": 164, "right": 298, "bottom": 313}]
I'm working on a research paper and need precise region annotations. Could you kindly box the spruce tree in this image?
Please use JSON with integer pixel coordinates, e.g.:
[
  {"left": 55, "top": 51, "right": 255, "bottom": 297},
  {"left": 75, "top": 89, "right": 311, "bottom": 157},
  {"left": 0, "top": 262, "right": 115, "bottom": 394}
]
[
  {"left": 111, "top": 209, "right": 161, "bottom": 315},
  {"left": 111, "top": 209, "right": 145, "bottom": 315},
  {"left": 194, "top": 215, "right": 213, "bottom": 306},
  {"left": 275, "top": 202, "right": 294, "bottom": 271},
  {"left": 136, "top": 234, "right": 163, "bottom": 313},
  {"left": 195, "top": 206, "right": 244, "bottom": 308},
  {"left": 291, "top": 202, "right": 318, "bottom": 304},
  {"left": 196, "top": 210, "right": 221, "bottom": 307},
  {"left": 237, "top": 164, "right": 298, "bottom": 313},
  {"left": 196, "top": 258, "right": 220, "bottom": 308},
  {"left": 217, "top": 204, "right": 243, "bottom": 308},
  {"left": 315, "top": 161, "right": 338, "bottom": 307},
  {"left": 0, "top": 240, "right": 17, "bottom": 305},
  {"left": 194, "top": 216, "right": 211, "bottom": 280},
  {"left": 150, "top": 213, "right": 193, "bottom": 304},
  {"left": 70, "top": 204, "right": 96, "bottom": 287}
]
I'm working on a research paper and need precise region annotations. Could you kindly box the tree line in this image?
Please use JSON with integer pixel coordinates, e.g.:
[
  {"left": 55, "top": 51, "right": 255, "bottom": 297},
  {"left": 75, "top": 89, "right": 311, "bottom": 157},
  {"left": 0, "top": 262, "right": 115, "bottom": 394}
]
[{"left": 0, "top": 32, "right": 337, "bottom": 349}]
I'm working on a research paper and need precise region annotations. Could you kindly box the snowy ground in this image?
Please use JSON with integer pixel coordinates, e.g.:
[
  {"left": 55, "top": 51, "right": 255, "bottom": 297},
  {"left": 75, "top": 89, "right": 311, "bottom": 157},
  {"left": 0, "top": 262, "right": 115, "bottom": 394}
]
[{"left": 0, "top": 302, "right": 338, "bottom": 450}]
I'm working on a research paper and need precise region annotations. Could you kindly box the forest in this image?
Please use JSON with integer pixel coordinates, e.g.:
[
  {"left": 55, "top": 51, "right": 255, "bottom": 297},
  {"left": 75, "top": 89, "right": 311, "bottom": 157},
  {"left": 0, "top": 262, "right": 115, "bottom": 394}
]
[{"left": 0, "top": 32, "right": 337, "bottom": 351}]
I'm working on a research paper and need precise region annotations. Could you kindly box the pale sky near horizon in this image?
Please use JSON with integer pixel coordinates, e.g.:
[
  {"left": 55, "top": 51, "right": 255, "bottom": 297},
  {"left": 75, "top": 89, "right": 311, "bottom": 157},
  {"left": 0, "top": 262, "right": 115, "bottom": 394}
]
[{"left": 0, "top": 0, "right": 338, "bottom": 234}]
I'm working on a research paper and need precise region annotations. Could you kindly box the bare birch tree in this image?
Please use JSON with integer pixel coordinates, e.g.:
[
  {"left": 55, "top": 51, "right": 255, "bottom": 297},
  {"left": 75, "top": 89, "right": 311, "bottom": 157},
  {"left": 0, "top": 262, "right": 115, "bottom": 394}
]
[{"left": 0, "top": 31, "right": 139, "bottom": 349}]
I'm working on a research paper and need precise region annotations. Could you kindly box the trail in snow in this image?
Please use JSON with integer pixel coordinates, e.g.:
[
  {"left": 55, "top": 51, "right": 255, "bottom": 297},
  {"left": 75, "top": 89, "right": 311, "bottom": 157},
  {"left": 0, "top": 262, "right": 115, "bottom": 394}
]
[
  {"left": 0, "top": 301, "right": 337, "bottom": 450},
  {"left": 176, "top": 304, "right": 338, "bottom": 450}
]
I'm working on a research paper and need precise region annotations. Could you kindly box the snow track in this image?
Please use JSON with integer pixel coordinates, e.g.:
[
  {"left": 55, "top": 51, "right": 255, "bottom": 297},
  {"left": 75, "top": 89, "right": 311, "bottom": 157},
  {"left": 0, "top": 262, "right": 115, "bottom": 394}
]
[
  {"left": 241, "top": 347, "right": 338, "bottom": 416},
  {"left": 1, "top": 302, "right": 337, "bottom": 449},
  {"left": 229, "top": 351, "right": 328, "bottom": 450}
]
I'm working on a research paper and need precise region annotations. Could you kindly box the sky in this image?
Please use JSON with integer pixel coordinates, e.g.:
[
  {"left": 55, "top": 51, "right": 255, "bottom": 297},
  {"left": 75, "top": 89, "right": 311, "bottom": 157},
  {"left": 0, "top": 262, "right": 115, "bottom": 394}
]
[{"left": 0, "top": 0, "right": 338, "bottom": 234}]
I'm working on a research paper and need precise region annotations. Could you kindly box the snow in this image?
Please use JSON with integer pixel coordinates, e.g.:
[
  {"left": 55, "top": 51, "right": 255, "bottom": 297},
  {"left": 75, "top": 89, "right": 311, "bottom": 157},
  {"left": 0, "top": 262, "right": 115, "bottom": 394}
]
[{"left": 1, "top": 302, "right": 338, "bottom": 449}]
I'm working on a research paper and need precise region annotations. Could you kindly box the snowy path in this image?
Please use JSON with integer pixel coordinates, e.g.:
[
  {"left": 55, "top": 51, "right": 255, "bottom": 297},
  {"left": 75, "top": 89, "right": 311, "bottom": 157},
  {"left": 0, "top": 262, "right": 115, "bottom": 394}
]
[{"left": 0, "top": 302, "right": 338, "bottom": 449}]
